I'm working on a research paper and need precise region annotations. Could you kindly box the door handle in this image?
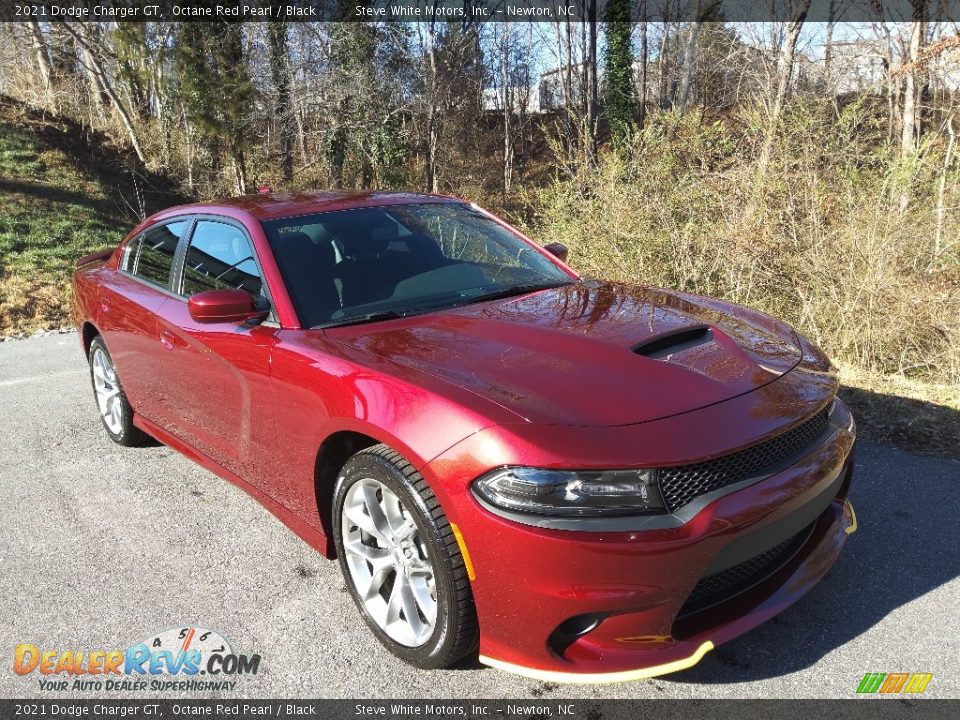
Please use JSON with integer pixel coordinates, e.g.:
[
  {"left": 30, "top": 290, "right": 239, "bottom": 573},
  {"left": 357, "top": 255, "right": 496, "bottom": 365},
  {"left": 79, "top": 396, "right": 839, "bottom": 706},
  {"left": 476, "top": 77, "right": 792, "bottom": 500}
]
[{"left": 160, "top": 329, "right": 175, "bottom": 350}]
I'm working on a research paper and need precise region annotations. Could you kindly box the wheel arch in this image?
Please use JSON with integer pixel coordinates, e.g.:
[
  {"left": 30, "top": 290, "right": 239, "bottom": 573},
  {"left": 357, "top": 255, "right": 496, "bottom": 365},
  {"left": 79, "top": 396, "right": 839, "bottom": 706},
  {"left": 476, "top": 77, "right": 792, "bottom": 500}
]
[
  {"left": 81, "top": 322, "right": 101, "bottom": 356},
  {"left": 313, "top": 430, "right": 381, "bottom": 552},
  {"left": 311, "top": 414, "right": 451, "bottom": 553}
]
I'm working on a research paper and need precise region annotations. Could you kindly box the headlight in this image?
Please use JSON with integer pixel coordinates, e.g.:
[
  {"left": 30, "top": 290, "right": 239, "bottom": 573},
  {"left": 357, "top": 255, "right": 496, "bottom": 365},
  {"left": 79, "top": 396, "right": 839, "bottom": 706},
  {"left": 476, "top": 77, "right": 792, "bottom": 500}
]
[
  {"left": 473, "top": 468, "right": 665, "bottom": 517},
  {"left": 795, "top": 330, "right": 835, "bottom": 373}
]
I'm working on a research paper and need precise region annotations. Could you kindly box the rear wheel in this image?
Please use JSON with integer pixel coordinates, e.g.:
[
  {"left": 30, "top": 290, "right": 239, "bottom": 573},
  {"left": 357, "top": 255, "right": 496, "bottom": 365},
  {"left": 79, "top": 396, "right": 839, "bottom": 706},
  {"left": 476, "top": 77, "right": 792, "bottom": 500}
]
[
  {"left": 332, "top": 444, "right": 478, "bottom": 668},
  {"left": 88, "top": 336, "right": 146, "bottom": 447}
]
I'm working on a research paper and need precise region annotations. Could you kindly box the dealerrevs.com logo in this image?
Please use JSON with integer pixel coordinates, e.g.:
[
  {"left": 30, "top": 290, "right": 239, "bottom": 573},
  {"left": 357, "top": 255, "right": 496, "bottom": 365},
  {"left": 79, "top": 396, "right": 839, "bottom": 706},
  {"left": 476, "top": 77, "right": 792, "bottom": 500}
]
[{"left": 13, "top": 626, "right": 261, "bottom": 692}]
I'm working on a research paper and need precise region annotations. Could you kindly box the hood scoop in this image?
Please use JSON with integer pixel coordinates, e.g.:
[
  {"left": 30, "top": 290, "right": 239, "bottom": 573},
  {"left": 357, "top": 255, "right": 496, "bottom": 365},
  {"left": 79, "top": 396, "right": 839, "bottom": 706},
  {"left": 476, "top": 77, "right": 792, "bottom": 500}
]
[{"left": 632, "top": 325, "right": 713, "bottom": 359}]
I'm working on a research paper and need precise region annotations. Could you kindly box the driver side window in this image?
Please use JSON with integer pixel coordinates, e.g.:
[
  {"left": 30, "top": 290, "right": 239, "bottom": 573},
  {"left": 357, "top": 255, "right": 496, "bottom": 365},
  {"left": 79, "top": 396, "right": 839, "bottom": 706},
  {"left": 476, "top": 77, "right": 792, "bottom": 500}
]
[{"left": 181, "top": 220, "right": 263, "bottom": 298}]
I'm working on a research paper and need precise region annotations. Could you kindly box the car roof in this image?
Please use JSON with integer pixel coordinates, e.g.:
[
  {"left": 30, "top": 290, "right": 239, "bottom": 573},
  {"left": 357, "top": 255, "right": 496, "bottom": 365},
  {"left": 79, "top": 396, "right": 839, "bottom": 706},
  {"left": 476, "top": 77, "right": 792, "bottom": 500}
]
[{"left": 150, "top": 190, "right": 463, "bottom": 224}]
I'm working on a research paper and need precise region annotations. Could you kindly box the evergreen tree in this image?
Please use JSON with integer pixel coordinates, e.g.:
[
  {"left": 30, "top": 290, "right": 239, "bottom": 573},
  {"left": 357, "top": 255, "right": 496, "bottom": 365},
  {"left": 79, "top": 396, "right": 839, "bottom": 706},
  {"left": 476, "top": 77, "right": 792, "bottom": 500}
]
[
  {"left": 175, "top": 22, "right": 253, "bottom": 194},
  {"left": 604, "top": 0, "right": 636, "bottom": 147}
]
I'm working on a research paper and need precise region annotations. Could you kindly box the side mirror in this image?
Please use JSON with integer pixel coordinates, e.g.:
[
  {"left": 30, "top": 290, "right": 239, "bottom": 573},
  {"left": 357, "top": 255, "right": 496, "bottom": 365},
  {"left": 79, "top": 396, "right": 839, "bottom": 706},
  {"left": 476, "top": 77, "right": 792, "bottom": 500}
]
[
  {"left": 544, "top": 243, "right": 569, "bottom": 263},
  {"left": 187, "top": 289, "right": 268, "bottom": 324}
]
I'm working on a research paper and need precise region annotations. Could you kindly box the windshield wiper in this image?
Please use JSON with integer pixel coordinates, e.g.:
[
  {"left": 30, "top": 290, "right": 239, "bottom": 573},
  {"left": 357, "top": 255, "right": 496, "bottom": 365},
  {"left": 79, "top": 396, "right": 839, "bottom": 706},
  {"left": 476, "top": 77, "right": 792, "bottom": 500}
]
[
  {"left": 458, "top": 281, "right": 573, "bottom": 306},
  {"left": 317, "top": 306, "right": 447, "bottom": 329},
  {"left": 317, "top": 282, "right": 573, "bottom": 329}
]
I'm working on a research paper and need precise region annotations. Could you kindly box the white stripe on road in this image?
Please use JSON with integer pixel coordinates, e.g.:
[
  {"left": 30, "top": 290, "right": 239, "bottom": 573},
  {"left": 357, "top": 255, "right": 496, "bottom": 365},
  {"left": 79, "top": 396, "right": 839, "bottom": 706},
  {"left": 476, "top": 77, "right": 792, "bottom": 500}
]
[{"left": 0, "top": 369, "right": 86, "bottom": 388}]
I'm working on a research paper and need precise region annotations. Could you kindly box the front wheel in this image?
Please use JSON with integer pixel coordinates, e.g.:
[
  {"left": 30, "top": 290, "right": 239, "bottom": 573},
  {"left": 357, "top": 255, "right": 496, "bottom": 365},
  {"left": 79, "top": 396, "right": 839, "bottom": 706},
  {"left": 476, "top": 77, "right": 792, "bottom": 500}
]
[{"left": 332, "top": 444, "right": 478, "bottom": 668}]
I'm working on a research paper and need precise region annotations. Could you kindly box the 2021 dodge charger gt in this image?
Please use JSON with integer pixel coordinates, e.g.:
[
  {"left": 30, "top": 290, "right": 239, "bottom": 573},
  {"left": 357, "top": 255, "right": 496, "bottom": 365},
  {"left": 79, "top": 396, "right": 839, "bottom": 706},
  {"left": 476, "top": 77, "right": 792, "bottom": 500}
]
[{"left": 72, "top": 191, "right": 857, "bottom": 682}]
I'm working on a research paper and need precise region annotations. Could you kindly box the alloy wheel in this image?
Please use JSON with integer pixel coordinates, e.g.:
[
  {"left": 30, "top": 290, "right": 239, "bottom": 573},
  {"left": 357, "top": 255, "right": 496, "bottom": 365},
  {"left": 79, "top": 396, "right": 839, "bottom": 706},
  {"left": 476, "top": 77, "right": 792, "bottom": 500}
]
[
  {"left": 340, "top": 478, "right": 438, "bottom": 647},
  {"left": 91, "top": 347, "right": 123, "bottom": 435}
]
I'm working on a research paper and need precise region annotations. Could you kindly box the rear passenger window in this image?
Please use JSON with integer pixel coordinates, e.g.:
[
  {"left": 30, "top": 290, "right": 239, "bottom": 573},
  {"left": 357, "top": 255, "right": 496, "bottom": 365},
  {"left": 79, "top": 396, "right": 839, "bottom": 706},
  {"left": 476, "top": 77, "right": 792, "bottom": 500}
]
[
  {"left": 181, "top": 221, "right": 263, "bottom": 298},
  {"left": 131, "top": 221, "right": 189, "bottom": 287}
]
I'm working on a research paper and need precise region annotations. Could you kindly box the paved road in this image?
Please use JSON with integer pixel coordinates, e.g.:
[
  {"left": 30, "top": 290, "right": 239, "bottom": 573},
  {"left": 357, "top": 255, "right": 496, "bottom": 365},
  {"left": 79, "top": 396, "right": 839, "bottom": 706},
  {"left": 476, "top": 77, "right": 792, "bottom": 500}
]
[{"left": 1, "top": 332, "right": 958, "bottom": 699}]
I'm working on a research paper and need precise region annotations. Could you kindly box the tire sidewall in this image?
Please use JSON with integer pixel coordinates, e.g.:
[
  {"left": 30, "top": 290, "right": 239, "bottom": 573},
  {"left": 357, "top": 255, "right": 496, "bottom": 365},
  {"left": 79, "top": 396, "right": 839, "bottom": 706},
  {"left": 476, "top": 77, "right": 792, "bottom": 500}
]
[
  {"left": 88, "top": 336, "right": 137, "bottom": 445},
  {"left": 332, "top": 452, "right": 458, "bottom": 668}
]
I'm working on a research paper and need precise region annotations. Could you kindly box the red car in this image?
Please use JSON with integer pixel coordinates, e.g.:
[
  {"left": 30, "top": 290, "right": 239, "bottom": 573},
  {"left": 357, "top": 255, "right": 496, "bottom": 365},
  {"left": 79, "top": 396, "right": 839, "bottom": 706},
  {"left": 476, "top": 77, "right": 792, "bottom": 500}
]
[{"left": 72, "top": 192, "right": 856, "bottom": 682}]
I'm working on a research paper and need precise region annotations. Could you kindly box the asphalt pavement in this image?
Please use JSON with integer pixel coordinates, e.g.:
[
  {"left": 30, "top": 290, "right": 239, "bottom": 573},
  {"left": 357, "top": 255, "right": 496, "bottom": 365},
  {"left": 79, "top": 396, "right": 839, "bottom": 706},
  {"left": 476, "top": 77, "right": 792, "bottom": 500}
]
[{"left": 1, "top": 332, "right": 957, "bottom": 699}]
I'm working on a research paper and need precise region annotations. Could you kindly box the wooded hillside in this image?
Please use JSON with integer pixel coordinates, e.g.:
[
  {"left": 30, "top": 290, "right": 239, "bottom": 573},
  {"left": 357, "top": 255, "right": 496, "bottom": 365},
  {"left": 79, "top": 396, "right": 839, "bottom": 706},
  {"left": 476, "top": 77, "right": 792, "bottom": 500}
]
[{"left": 1, "top": 14, "right": 958, "bottom": 449}]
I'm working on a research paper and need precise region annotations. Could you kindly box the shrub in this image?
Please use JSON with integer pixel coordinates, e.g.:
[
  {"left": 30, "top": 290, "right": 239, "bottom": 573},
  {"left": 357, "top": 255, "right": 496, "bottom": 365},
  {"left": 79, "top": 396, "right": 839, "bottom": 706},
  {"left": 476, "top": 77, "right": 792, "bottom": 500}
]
[{"left": 525, "top": 102, "right": 960, "bottom": 385}]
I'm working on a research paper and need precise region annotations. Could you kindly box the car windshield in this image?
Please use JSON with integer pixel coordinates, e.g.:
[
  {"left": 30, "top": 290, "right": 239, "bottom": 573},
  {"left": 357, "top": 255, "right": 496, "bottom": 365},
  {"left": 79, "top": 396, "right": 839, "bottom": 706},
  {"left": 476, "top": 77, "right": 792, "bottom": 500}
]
[{"left": 261, "top": 202, "right": 573, "bottom": 328}]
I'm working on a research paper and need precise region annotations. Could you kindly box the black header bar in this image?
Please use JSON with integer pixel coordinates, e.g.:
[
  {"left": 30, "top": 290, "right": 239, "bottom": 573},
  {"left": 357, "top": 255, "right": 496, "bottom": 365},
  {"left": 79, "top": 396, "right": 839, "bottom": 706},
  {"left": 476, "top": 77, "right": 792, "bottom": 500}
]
[
  {"left": 0, "top": 0, "right": 956, "bottom": 23},
  {"left": 0, "top": 699, "right": 956, "bottom": 720}
]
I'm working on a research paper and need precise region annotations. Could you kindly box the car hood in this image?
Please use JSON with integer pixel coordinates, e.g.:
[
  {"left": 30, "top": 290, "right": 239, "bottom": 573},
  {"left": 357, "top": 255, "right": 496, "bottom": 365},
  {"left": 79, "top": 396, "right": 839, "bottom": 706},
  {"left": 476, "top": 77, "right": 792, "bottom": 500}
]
[{"left": 327, "top": 280, "right": 803, "bottom": 427}]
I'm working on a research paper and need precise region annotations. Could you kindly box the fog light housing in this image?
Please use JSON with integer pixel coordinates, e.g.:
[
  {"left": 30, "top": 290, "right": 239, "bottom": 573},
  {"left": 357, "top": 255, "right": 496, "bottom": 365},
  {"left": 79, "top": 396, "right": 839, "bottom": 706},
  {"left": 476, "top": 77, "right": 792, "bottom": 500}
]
[{"left": 473, "top": 467, "right": 665, "bottom": 517}]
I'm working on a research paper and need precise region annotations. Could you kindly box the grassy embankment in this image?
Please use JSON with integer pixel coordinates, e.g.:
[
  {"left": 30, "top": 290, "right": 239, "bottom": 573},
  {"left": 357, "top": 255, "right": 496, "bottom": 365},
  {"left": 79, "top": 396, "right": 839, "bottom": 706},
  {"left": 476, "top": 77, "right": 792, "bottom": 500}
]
[{"left": 0, "top": 96, "right": 183, "bottom": 336}]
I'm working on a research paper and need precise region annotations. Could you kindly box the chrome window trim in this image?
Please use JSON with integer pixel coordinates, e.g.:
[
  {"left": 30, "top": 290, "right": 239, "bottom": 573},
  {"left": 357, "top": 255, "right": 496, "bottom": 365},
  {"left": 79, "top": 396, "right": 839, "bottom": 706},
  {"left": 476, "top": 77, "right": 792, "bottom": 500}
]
[
  {"left": 116, "top": 217, "right": 194, "bottom": 299},
  {"left": 169, "top": 214, "right": 277, "bottom": 325}
]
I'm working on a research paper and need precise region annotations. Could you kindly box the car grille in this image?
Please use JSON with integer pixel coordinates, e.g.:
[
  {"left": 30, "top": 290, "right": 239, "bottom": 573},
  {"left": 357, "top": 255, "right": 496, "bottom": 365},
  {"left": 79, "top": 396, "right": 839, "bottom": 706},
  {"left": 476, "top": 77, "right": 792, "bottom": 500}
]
[
  {"left": 677, "top": 523, "right": 814, "bottom": 618},
  {"left": 658, "top": 403, "right": 833, "bottom": 513}
]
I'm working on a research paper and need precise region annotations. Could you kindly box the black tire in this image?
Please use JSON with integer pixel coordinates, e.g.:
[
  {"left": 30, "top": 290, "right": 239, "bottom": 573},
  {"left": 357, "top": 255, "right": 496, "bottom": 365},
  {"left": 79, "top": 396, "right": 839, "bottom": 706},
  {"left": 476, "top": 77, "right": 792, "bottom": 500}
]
[
  {"left": 87, "top": 335, "right": 147, "bottom": 447},
  {"left": 332, "top": 444, "right": 479, "bottom": 669}
]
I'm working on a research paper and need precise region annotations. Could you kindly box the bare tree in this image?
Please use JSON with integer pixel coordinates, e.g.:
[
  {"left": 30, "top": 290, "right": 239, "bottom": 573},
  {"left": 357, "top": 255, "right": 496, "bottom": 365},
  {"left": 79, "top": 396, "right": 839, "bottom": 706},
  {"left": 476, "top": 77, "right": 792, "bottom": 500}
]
[
  {"left": 27, "top": 19, "right": 54, "bottom": 111},
  {"left": 823, "top": 0, "right": 837, "bottom": 87},
  {"left": 75, "top": 31, "right": 105, "bottom": 118},
  {"left": 268, "top": 19, "right": 294, "bottom": 184},
  {"left": 63, "top": 23, "right": 146, "bottom": 163},
  {"left": 934, "top": 111, "right": 956, "bottom": 259},
  {"left": 758, "top": 0, "right": 811, "bottom": 172},
  {"left": 499, "top": 24, "right": 514, "bottom": 197},
  {"left": 901, "top": 10, "right": 927, "bottom": 154},
  {"left": 423, "top": 19, "right": 440, "bottom": 193},
  {"left": 585, "top": 0, "right": 598, "bottom": 161},
  {"left": 639, "top": 15, "right": 648, "bottom": 127},
  {"left": 676, "top": 16, "right": 703, "bottom": 115},
  {"left": 658, "top": 7, "right": 672, "bottom": 107}
]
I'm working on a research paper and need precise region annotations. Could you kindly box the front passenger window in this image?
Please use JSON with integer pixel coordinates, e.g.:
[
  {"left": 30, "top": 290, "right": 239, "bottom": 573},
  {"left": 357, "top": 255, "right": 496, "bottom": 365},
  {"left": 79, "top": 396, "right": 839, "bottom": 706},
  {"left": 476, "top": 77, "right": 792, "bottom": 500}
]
[{"left": 181, "top": 221, "right": 263, "bottom": 298}]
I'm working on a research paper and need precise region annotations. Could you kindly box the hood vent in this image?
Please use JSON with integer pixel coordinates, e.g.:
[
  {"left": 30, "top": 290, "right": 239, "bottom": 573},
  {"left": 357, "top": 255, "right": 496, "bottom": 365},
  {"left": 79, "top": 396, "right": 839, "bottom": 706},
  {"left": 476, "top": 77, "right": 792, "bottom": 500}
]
[{"left": 632, "top": 325, "right": 713, "bottom": 359}]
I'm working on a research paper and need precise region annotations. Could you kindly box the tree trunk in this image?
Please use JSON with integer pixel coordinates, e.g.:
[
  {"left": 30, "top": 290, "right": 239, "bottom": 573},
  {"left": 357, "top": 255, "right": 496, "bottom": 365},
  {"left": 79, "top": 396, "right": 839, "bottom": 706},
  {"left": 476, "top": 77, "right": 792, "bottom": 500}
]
[
  {"left": 563, "top": 16, "right": 575, "bottom": 155},
  {"left": 501, "top": 26, "right": 513, "bottom": 198},
  {"left": 758, "top": 2, "right": 810, "bottom": 173},
  {"left": 77, "top": 38, "right": 105, "bottom": 117},
  {"left": 268, "top": 20, "right": 294, "bottom": 184},
  {"left": 823, "top": 0, "right": 835, "bottom": 89},
  {"left": 639, "top": 17, "right": 648, "bottom": 128},
  {"left": 424, "top": 20, "right": 439, "bottom": 193},
  {"left": 934, "top": 113, "right": 956, "bottom": 260},
  {"left": 28, "top": 19, "right": 54, "bottom": 110},
  {"left": 877, "top": 24, "right": 898, "bottom": 143},
  {"left": 232, "top": 148, "right": 248, "bottom": 196},
  {"left": 901, "top": 19, "right": 925, "bottom": 154},
  {"left": 676, "top": 14, "right": 703, "bottom": 115},
  {"left": 658, "top": 15, "right": 670, "bottom": 108},
  {"left": 585, "top": 0, "right": 598, "bottom": 162}
]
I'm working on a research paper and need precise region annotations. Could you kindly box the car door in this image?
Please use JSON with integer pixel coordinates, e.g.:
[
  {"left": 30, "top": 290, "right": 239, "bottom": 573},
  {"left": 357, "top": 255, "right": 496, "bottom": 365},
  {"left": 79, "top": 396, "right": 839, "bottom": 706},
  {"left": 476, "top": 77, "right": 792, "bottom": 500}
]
[
  {"left": 156, "top": 217, "right": 278, "bottom": 485},
  {"left": 99, "top": 219, "right": 191, "bottom": 423}
]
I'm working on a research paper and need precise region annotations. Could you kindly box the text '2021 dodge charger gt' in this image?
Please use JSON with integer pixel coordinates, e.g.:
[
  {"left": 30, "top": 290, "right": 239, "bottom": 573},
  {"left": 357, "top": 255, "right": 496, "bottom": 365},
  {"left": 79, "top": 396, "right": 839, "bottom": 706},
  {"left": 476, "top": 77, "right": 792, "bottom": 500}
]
[{"left": 72, "top": 191, "right": 856, "bottom": 682}]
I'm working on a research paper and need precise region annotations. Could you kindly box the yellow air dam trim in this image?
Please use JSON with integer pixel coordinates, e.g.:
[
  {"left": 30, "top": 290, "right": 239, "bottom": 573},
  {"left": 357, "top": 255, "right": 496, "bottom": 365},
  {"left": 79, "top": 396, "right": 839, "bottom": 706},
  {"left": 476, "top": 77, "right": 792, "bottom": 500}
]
[
  {"left": 479, "top": 641, "right": 714, "bottom": 685},
  {"left": 844, "top": 499, "right": 858, "bottom": 535}
]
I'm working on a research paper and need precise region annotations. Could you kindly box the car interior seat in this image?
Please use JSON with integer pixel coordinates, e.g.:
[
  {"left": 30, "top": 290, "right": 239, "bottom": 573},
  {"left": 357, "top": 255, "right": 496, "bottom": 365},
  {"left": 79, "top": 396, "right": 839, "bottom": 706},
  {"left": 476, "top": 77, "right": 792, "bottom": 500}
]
[{"left": 272, "top": 231, "right": 341, "bottom": 327}]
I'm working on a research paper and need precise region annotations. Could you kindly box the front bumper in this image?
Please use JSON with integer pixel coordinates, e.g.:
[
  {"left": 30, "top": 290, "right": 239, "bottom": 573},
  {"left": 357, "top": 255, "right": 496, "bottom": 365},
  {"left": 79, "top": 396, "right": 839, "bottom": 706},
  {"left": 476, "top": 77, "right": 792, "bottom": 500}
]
[{"left": 424, "top": 397, "right": 857, "bottom": 681}]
